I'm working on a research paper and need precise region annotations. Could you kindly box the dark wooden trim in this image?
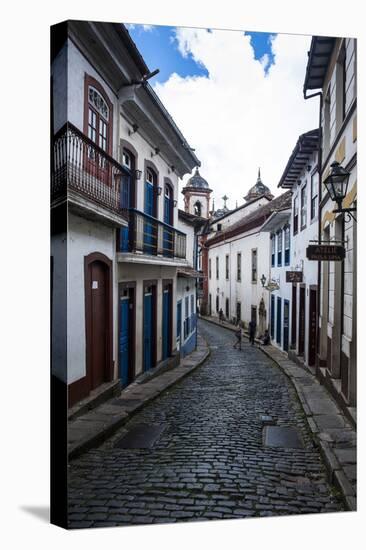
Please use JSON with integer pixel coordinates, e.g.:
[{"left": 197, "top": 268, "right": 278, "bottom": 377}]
[
  {"left": 143, "top": 279, "right": 158, "bottom": 368},
  {"left": 68, "top": 375, "right": 89, "bottom": 407},
  {"left": 291, "top": 284, "right": 297, "bottom": 348},
  {"left": 120, "top": 139, "right": 138, "bottom": 209},
  {"left": 163, "top": 177, "right": 174, "bottom": 225},
  {"left": 144, "top": 159, "right": 159, "bottom": 218},
  {"left": 81, "top": 252, "right": 113, "bottom": 404},
  {"left": 163, "top": 278, "right": 174, "bottom": 357},
  {"left": 118, "top": 281, "right": 136, "bottom": 385},
  {"left": 83, "top": 73, "right": 114, "bottom": 157}
]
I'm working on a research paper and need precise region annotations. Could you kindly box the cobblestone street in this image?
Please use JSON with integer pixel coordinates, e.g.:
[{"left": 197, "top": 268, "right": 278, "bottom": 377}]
[{"left": 68, "top": 319, "right": 344, "bottom": 528}]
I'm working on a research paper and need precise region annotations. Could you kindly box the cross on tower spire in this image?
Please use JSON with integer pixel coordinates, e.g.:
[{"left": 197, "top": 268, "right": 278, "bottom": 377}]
[{"left": 222, "top": 195, "right": 229, "bottom": 209}]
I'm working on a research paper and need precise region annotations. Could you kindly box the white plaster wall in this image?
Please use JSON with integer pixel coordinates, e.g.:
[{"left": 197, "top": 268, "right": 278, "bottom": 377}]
[
  {"left": 52, "top": 42, "right": 68, "bottom": 134},
  {"left": 208, "top": 230, "right": 270, "bottom": 328},
  {"left": 210, "top": 197, "right": 271, "bottom": 235},
  {"left": 51, "top": 232, "right": 67, "bottom": 383},
  {"left": 66, "top": 39, "right": 119, "bottom": 157},
  {"left": 67, "top": 212, "right": 116, "bottom": 384}
]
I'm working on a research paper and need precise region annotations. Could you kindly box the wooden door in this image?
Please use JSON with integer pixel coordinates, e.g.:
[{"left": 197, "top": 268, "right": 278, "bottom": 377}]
[
  {"left": 276, "top": 297, "right": 282, "bottom": 345},
  {"left": 143, "top": 291, "right": 153, "bottom": 371},
  {"left": 118, "top": 286, "right": 135, "bottom": 387},
  {"left": 177, "top": 301, "right": 182, "bottom": 351},
  {"left": 308, "top": 288, "right": 317, "bottom": 366},
  {"left": 270, "top": 294, "right": 275, "bottom": 340},
  {"left": 298, "top": 286, "right": 306, "bottom": 355},
  {"left": 162, "top": 285, "right": 172, "bottom": 360},
  {"left": 284, "top": 299, "right": 290, "bottom": 352},
  {"left": 144, "top": 181, "right": 155, "bottom": 254},
  {"left": 291, "top": 284, "right": 297, "bottom": 348},
  {"left": 90, "top": 261, "right": 108, "bottom": 389},
  {"left": 163, "top": 185, "right": 173, "bottom": 257}
]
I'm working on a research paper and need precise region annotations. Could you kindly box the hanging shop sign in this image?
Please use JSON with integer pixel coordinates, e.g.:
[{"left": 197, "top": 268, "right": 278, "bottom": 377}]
[
  {"left": 306, "top": 244, "right": 345, "bottom": 261},
  {"left": 286, "top": 271, "right": 303, "bottom": 283},
  {"left": 265, "top": 281, "right": 280, "bottom": 292}
]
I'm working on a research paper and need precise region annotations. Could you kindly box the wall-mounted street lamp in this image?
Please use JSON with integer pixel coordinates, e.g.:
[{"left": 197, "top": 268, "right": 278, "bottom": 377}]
[
  {"left": 173, "top": 199, "right": 178, "bottom": 207},
  {"left": 151, "top": 147, "right": 160, "bottom": 158},
  {"left": 135, "top": 169, "right": 142, "bottom": 180},
  {"left": 157, "top": 186, "right": 162, "bottom": 196},
  {"left": 128, "top": 123, "right": 139, "bottom": 136},
  {"left": 323, "top": 161, "right": 356, "bottom": 222},
  {"left": 260, "top": 274, "right": 267, "bottom": 288}
]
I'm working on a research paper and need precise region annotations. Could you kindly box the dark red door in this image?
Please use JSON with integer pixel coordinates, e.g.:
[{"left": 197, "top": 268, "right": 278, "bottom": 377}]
[
  {"left": 298, "top": 286, "right": 306, "bottom": 355},
  {"left": 308, "top": 288, "right": 317, "bottom": 366},
  {"left": 90, "top": 261, "right": 108, "bottom": 389}
]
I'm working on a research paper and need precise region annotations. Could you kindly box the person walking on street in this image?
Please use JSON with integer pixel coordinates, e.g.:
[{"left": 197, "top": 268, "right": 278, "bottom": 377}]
[
  {"left": 248, "top": 319, "right": 256, "bottom": 345},
  {"left": 219, "top": 308, "right": 224, "bottom": 323},
  {"left": 233, "top": 324, "right": 242, "bottom": 350}
]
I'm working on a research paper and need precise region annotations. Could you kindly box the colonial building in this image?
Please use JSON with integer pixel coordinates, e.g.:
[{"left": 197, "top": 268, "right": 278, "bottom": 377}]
[
  {"left": 181, "top": 168, "right": 212, "bottom": 316},
  {"left": 51, "top": 21, "right": 199, "bottom": 407},
  {"left": 269, "top": 129, "right": 320, "bottom": 363},
  {"left": 176, "top": 210, "right": 206, "bottom": 356},
  {"left": 204, "top": 171, "right": 291, "bottom": 337},
  {"left": 304, "top": 37, "right": 357, "bottom": 415}
]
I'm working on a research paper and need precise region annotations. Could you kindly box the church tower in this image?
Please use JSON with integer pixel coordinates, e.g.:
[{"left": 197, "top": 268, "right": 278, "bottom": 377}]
[
  {"left": 181, "top": 167, "right": 212, "bottom": 218},
  {"left": 244, "top": 168, "right": 273, "bottom": 202}
]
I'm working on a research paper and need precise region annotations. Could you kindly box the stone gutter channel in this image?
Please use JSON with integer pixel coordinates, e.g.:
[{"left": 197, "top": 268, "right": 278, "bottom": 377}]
[
  {"left": 200, "top": 315, "right": 356, "bottom": 512},
  {"left": 68, "top": 335, "right": 210, "bottom": 461}
]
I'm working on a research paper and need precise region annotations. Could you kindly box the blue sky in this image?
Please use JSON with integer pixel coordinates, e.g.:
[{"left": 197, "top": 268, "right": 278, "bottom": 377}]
[{"left": 127, "top": 24, "right": 276, "bottom": 83}]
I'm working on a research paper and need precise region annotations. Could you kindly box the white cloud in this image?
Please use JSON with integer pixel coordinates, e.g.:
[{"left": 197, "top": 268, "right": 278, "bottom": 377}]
[
  {"left": 142, "top": 24, "right": 154, "bottom": 32},
  {"left": 153, "top": 28, "right": 318, "bottom": 211}
]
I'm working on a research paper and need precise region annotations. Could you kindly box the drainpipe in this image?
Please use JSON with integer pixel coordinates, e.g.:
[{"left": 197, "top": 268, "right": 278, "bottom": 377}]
[{"left": 303, "top": 89, "right": 323, "bottom": 372}]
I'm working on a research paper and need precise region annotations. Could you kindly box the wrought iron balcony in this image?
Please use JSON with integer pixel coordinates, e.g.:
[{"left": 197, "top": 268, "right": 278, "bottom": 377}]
[
  {"left": 51, "top": 122, "right": 128, "bottom": 223},
  {"left": 118, "top": 209, "right": 186, "bottom": 260}
]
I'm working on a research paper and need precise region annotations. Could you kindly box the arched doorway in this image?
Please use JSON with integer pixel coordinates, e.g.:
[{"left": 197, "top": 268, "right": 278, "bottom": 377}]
[{"left": 84, "top": 252, "right": 113, "bottom": 392}]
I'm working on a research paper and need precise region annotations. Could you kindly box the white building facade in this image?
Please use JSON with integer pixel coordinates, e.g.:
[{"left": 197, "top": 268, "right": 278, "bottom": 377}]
[
  {"left": 273, "top": 129, "right": 320, "bottom": 364},
  {"left": 205, "top": 172, "right": 291, "bottom": 338},
  {"left": 304, "top": 37, "right": 357, "bottom": 413},
  {"left": 51, "top": 21, "right": 199, "bottom": 407}
]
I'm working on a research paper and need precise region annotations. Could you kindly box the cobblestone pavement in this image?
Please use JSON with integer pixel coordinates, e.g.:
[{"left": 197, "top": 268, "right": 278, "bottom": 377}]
[{"left": 68, "top": 320, "right": 345, "bottom": 528}]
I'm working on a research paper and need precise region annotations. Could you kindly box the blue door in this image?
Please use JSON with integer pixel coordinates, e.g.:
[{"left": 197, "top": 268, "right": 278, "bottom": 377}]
[
  {"left": 119, "top": 297, "right": 130, "bottom": 386},
  {"left": 144, "top": 181, "right": 155, "bottom": 254},
  {"left": 177, "top": 301, "right": 182, "bottom": 351},
  {"left": 162, "top": 288, "right": 171, "bottom": 360},
  {"left": 284, "top": 299, "right": 289, "bottom": 352},
  {"left": 163, "top": 188, "right": 173, "bottom": 256},
  {"left": 120, "top": 172, "right": 131, "bottom": 251},
  {"left": 143, "top": 292, "right": 153, "bottom": 371},
  {"left": 276, "top": 297, "right": 282, "bottom": 345},
  {"left": 271, "top": 294, "right": 275, "bottom": 340}
]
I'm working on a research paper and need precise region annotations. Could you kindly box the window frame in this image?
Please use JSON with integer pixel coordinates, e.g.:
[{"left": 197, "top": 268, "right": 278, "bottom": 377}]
[
  {"left": 237, "top": 252, "right": 241, "bottom": 282},
  {"left": 293, "top": 195, "right": 299, "bottom": 235},
  {"left": 277, "top": 230, "right": 282, "bottom": 267},
  {"left": 216, "top": 256, "right": 219, "bottom": 280},
  {"left": 271, "top": 233, "right": 275, "bottom": 267},
  {"left": 251, "top": 248, "right": 257, "bottom": 283},
  {"left": 300, "top": 185, "right": 307, "bottom": 230},
  {"left": 225, "top": 254, "right": 229, "bottom": 280},
  {"left": 284, "top": 224, "right": 290, "bottom": 266},
  {"left": 208, "top": 258, "right": 212, "bottom": 280},
  {"left": 310, "top": 171, "right": 318, "bottom": 221}
]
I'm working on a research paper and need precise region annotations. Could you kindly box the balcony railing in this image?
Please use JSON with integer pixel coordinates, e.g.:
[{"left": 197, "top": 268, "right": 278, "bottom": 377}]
[
  {"left": 119, "top": 209, "right": 186, "bottom": 259},
  {"left": 52, "top": 122, "right": 128, "bottom": 219}
]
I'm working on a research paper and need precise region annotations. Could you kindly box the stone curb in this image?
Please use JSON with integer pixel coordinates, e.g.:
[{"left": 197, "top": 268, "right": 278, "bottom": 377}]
[
  {"left": 256, "top": 343, "right": 356, "bottom": 512},
  {"left": 68, "top": 338, "right": 210, "bottom": 460}
]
